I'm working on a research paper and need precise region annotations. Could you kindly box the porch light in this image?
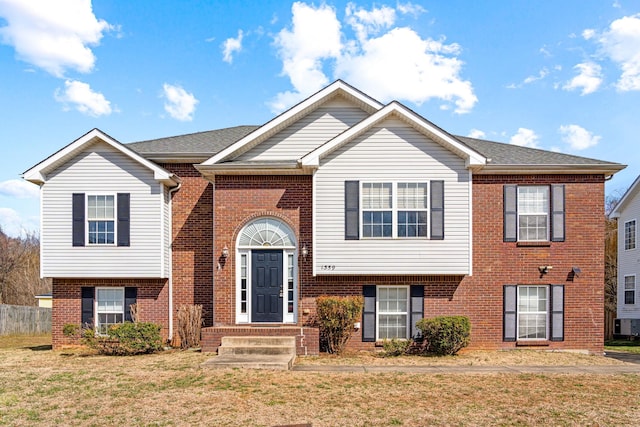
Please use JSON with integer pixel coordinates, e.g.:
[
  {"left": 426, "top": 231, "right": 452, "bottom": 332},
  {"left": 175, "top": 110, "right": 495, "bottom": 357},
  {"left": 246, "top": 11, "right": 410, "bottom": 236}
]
[
  {"left": 301, "top": 244, "right": 309, "bottom": 259},
  {"left": 221, "top": 245, "right": 229, "bottom": 258}
]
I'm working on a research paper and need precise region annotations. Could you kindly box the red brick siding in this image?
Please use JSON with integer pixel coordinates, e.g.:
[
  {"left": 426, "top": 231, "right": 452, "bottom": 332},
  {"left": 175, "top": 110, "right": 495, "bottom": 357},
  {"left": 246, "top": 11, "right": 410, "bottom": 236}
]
[{"left": 52, "top": 278, "right": 168, "bottom": 348}]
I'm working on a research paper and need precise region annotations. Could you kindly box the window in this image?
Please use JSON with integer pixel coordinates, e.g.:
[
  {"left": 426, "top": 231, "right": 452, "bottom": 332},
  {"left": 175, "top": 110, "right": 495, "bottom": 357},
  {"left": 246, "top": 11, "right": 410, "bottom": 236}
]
[
  {"left": 377, "top": 286, "right": 409, "bottom": 340},
  {"left": 72, "top": 193, "right": 129, "bottom": 247},
  {"left": 362, "top": 182, "right": 393, "bottom": 238},
  {"left": 287, "top": 254, "right": 294, "bottom": 314},
  {"left": 517, "top": 186, "right": 549, "bottom": 242},
  {"left": 96, "top": 288, "right": 124, "bottom": 334},
  {"left": 625, "top": 275, "right": 636, "bottom": 305},
  {"left": 240, "top": 254, "right": 247, "bottom": 314},
  {"left": 504, "top": 185, "right": 565, "bottom": 243},
  {"left": 397, "top": 183, "right": 428, "bottom": 237},
  {"left": 517, "top": 286, "right": 548, "bottom": 340},
  {"left": 88, "top": 195, "right": 115, "bottom": 244},
  {"left": 625, "top": 220, "right": 636, "bottom": 250}
]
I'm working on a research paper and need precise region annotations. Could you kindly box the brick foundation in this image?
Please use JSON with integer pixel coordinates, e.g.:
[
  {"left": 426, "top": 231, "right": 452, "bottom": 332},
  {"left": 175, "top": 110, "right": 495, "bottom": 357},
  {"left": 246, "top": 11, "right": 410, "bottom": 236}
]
[{"left": 201, "top": 326, "right": 320, "bottom": 355}]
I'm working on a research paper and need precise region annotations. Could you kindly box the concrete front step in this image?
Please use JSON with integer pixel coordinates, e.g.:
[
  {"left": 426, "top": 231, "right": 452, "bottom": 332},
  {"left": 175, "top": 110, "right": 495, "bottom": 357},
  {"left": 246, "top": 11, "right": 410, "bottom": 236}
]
[
  {"left": 201, "top": 354, "right": 295, "bottom": 370},
  {"left": 221, "top": 336, "right": 296, "bottom": 347},
  {"left": 218, "top": 345, "right": 296, "bottom": 356}
]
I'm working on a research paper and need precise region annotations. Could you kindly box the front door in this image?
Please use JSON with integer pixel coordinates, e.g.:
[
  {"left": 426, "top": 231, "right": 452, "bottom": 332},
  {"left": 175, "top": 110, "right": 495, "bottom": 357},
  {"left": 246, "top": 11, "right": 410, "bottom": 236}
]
[{"left": 251, "top": 250, "right": 283, "bottom": 322}]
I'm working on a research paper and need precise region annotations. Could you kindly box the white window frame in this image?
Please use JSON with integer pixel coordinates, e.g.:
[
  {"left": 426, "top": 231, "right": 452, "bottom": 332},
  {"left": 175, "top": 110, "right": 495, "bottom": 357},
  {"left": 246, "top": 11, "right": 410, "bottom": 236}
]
[
  {"left": 624, "top": 219, "right": 636, "bottom": 251},
  {"left": 361, "top": 182, "right": 429, "bottom": 239},
  {"left": 517, "top": 186, "right": 549, "bottom": 242},
  {"left": 376, "top": 285, "right": 410, "bottom": 340},
  {"left": 95, "top": 287, "right": 125, "bottom": 334},
  {"left": 624, "top": 275, "right": 636, "bottom": 305},
  {"left": 87, "top": 193, "right": 117, "bottom": 246},
  {"left": 517, "top": 285, "right": 549, "bottom": 340}
]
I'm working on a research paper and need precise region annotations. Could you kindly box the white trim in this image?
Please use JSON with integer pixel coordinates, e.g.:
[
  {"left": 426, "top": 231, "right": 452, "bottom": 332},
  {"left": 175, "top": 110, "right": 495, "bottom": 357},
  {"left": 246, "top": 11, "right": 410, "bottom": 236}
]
[
  {"left": 300, "top": 102, "right": 486, "bottom": 168},
  {"left": 516, "top": 185, "right": 550, "bottom": 242},
  {"left": 202, "top": 81, "right": 383, "bottom": 166},
  {"left": 611, "top": 174, "right": 640, "bottom": 218},
  {"left": 22, "top": 128, "right": 179, "bottom": 187},
  {"left": 95, "top": 286, "right": 125, "bottom": 334},
  {"left": 86, "top": 193, "right": 117, "bottom": 246},
  {"left": 312, "top": 170, "right": 318, "bottom": 277},
  {"left": 468, "top": 170, "right": 473, "bottom": 276},
  {"left": 624, "top": 219, "right": 637, "bottom": 251},
  {"left": 375, "top": 285, "right": 410, "bottom": 341},
  {"left": 624, "top": 274, "right": 636, "bottom": 306},
  {"left": 516, "top": 285, "right": 549, "bottom": 341}
]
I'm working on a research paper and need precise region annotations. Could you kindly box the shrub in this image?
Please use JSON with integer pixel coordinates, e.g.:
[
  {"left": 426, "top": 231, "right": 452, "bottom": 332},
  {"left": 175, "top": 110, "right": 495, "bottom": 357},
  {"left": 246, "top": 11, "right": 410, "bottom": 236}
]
[
  {"left": 381, "top": 338, "right": 413, "bottom": 357},
  {"left": 64, "top": 322, "right": 163, "bottom": 355},
  {"left": 316, "top": 295, "right": 364, "bottom": 354},
  {"left": 176, "top": 304, "right": 203, "bottom": 349},
  {"left": 416, "top": 315, "right": 471, "bottom": 356}
]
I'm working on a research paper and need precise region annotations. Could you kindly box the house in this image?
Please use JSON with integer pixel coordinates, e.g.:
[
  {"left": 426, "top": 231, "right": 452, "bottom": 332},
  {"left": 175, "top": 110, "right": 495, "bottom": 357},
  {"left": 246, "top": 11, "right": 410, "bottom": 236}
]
[
  {"left": 23, "top": 80, "right": 624, "bottom": 354},
  {"left": 610, "top": 174, "right": 640, "bottom": 337},
  {"left": 34, "top": 293, "right": 52, "bottom": 309}
]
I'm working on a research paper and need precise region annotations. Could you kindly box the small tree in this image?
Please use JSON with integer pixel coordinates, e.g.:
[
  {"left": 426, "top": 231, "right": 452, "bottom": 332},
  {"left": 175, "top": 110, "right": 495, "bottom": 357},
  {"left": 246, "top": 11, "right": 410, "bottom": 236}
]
[
  {"left": 316, "top": 295, "right": 363, "bottom": 354},
  {"left": 176, "top": 304, "right": 203, "bottom": 349}
]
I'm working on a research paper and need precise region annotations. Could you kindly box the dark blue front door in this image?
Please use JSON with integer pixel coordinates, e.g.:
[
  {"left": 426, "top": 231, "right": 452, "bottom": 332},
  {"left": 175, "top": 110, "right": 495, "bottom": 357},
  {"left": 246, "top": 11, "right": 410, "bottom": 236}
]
[{"left": 251, "top": 250, "right": 283, "bottom": 322}]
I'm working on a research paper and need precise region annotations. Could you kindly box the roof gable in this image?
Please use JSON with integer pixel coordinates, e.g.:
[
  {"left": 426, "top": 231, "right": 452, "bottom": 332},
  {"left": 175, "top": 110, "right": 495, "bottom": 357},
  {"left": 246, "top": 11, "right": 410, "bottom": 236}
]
[
  {"left": 610, "top": 174, "right": 640, "bottom": 218},
  {"left": 23, "top": 128, "right": 179, "bottom": 187},
  {"left": 300, "top": 101, "right": 486, "bottom": 169},
  {"left": 201, "top": 80, "right": 383, "bottom": 166}
]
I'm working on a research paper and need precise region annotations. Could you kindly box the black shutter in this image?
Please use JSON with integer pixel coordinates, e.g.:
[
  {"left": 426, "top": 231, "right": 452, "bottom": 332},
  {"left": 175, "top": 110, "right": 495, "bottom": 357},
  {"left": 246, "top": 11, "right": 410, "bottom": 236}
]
[
  {"left": 117, "top": 193, "right": 130, "bottom": 247},
  {"left": 550, "top": 285, "right": 564, "bottom": 341},
  {"left": 72, "top": 193, "right": 85, "bottom": 247},
  {"left": 430, "top": 181, "right": 444, "bottom": 240},
  {"left": 551, "top": 185, "right": 565, "bottom": 242},
  {"left": 124, "top": 287, "right": 137, "bottom": 322},
  {"left": 503, "top": 285, "right": 517, "bottom": 341},
  {"left": 362, "top": 285, "right": 376, "bottom": 342},
  {"left": 410, "top": 285, "right": 424, "bottom": 339},
  {"left": 504, "top": 185, "right": 517, "bottom": 242},
  {"left": 81, "top": 287, "right": 94, "bottom": 326},
  {"left": 345, "top": 181, "right": 359, "bottom": 240}
]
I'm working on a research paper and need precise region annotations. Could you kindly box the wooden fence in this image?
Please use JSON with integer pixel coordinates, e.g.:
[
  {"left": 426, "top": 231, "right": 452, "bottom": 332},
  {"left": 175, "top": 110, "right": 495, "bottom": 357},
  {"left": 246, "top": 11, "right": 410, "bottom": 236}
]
[
  {"left": 0, "top": 304, "right": 51, "bottom": 335},
  {"left": 604, "top": 307, "right": 616, "bottom": 341}
]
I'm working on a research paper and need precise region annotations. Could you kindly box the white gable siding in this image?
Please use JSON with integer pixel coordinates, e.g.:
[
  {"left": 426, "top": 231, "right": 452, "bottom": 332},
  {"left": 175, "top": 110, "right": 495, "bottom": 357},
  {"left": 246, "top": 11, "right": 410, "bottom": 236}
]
[
  {"left": 313, "top": 117, "right": 471, "bottom": 275},
  {"left": 617, "top": 188, "right": 640, "bottom": 319},
  {"left": 237, "top": 97, "right": 369, "bottom": 161},
  {"left": 41, "top": 142, "right": 168, "bottom": 278}
]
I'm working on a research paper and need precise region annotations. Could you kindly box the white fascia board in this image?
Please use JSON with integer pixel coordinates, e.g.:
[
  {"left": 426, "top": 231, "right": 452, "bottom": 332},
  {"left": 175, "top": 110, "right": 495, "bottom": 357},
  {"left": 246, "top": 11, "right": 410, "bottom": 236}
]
[
  {"left": 610, "top": 174, "right": 640, "bottom": 219},
  {"left": 23, "top": 128, "right": 179, "bottom": 187},
  {"left": 201, "top": 80, "right": 384, "bottom": 166},
  {"left": 300, "top": 102, "right": 487, "bottom": 168}
]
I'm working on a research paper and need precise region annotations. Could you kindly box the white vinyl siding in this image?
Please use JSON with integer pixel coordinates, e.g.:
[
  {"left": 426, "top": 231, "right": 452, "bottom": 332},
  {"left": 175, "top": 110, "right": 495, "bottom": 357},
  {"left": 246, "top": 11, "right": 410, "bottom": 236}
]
[
  {"left": 617, "top": 187, "right": 640, "bottom": 319},
  {"left": 314, "top": 117, "right": 471, "bottom": 275},
  {"left": 237, "top": 97, "right": 369, "bottom": 161},
  {"left": 40, "top": 142, "right": 169, "bottom": 278}
]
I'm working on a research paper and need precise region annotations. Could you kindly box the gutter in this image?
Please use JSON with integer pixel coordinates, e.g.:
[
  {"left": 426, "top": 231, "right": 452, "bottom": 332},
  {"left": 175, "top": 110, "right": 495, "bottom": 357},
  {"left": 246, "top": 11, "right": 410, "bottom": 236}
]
[{"left": 167, "top": 181, "right": 182, "bottom": 343}]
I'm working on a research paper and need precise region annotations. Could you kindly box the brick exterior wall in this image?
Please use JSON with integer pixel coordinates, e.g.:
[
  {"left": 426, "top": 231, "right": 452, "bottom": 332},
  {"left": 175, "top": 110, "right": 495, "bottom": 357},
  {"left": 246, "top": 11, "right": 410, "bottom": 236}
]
[
  {"left": 51, "top": 278, "right": 168, "bottom": 348},
  {"left": 211, "top": 173, "right": 606, "bottom": 354}
]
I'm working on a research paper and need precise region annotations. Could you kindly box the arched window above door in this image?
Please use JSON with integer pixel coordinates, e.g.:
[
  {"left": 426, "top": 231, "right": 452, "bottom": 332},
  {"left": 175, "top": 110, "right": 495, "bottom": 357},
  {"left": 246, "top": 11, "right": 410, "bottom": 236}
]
[{"left": 238, "top": 217, "right": 296, "bottom": 248}]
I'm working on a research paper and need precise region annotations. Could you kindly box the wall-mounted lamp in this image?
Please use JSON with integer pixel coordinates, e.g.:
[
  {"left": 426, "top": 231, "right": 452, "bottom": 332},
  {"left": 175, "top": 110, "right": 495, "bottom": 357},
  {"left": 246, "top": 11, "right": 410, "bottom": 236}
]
[
  {"left": 301, "top": 244, "right": 309, "bottom": 259},
  {"left": 221, "top": 245, "right": 229, "bottom": 259},
  {"left": 538, "top": 265, "right": 553, "bottom": 275},
  {"left": 572, "top": 266, "right": 581, "bottom": 278}
]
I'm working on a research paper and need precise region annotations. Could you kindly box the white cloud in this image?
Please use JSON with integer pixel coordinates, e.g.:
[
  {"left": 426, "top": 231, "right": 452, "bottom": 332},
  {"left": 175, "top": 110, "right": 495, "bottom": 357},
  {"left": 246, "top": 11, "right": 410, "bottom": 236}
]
[
  {"left": 222, "top": 30, "right": 243, "bottom": 63},
  {"left": 270, "top": 2, "right": 477, "bottom": 114},
  {"left": 563, "top": 62, "right": 603, "bottom": 95},
  {"left": 0, "top": 207, "right": 38, "bottom": 238},
  {"left": 559, "top": 124, "right": 601, "bottom": 150},
  {"left": 0, "top": 179, "right": 39, "bottom": 199},
  {"left": 467, "top": 129, "right": 486, "bottom": 139},
  {"left": 162, "top": 83, "right": 198, "bottom": 121},
  {"left": 523, "top": 68, "right": 549, "bottom": 84},
  {"left": 54, "top": 80, "right": 113, "bottom": 117},
  {"left": 396, "top": 2, "right": 426, "bottom": 16},
  {"left": 0, "top": 0, "right": 112, "bottom": 77},
  {"left": 582, "top": 29, "right": 596, "bottom": 40},
  {"left": 509, "top": 128, "right": 540, "bottom": 148},
  {"left": 597, "top": 14, "right": 640, "bottom": 91}
]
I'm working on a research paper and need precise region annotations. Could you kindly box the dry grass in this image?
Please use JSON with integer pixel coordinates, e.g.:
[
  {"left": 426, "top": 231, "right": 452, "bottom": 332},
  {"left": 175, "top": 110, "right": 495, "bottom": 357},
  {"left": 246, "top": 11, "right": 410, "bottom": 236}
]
[{"left": 1, "top": 335, "right": 639, "bottom": 426}]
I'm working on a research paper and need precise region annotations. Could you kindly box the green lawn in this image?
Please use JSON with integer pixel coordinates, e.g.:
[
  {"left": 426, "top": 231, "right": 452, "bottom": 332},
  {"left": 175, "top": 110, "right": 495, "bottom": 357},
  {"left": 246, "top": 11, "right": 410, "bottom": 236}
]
[{"left": 605, "top": 339, "right": 640, "bottom": 354}]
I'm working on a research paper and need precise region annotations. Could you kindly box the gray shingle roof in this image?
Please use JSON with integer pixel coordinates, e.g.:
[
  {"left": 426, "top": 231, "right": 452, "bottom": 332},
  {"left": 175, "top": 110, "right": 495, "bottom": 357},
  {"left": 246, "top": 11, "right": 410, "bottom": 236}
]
[
  {"left": 127, "top": 125, "right": 259, "bottom": 155},
  {"left": 126, "top": 125, "right": 622, "bottom": 169}
]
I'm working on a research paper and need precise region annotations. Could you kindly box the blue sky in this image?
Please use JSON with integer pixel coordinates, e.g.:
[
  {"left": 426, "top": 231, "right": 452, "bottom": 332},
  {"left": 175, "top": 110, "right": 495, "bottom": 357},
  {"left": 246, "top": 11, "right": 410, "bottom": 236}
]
[{"left": 1, "top": 0, "right": 639, "bottom": 236}]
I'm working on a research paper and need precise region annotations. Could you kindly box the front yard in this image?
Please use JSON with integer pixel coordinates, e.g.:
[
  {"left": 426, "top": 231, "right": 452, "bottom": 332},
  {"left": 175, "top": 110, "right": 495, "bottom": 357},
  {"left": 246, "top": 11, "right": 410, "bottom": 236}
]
[{"left": 1, "top": 334, "right": 639, "bottom": 426}]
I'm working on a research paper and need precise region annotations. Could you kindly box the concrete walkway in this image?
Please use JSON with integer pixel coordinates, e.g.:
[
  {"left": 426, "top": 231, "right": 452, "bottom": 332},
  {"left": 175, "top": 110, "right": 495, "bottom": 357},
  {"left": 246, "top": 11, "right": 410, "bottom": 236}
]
[{"left": 292, "top": 364, "right": 640, "bottom": 374}]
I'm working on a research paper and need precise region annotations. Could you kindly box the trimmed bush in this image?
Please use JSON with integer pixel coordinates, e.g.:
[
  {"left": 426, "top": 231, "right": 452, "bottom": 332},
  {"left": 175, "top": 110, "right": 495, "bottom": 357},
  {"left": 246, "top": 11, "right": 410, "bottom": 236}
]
[
  {"left": 64, "top": 322, "right": 163, "bottom": 355},
  {"left": 381, "top": 338, "right": 413, "bottom": 357},
  {"left": 416, "top": 315, "right": 471, "bottom": 356},
  {"left": 316, "top": 295, "right": 364, "bottom": 354}
]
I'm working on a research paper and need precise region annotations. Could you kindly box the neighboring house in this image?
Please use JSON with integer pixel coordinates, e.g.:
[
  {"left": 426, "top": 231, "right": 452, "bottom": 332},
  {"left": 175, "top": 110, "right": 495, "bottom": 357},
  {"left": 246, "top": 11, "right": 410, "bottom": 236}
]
[
  {"left": 35, "top": 293, "right": 52, "bottom": 308},
  {"left": 24, "top": 81, "right": 624, "bottom": 354},
  {"left": 610, "top": 174, "right": 640, "bottom": 337}
]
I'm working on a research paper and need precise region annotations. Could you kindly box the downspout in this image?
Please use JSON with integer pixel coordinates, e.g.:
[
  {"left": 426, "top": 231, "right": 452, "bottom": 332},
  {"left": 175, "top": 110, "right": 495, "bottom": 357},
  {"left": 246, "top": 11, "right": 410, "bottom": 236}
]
[{"left": 168, "top": 181, "right": 182, "bottom": 343}]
